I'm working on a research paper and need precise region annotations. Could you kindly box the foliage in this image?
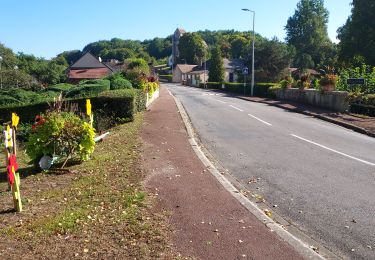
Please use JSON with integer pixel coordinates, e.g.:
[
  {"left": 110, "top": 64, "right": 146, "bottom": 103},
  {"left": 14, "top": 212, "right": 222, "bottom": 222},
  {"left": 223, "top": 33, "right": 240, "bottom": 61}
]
[
  {"left": 319, "top": 74, "right": 338, "bottom": 86},
  {"left": 278, "top": 75, "right": 294, "bottom": 89},
  {"left": 123, "top": 58, "right": 150, "bottom": 89},
  {"left": 0, "top": 88, "right": 59, "bottom": 106},
  {"left": 337, "top": 64, "right": 375, "bottom": 94},
  {"left": 178, "top": 32, "right": 208, "bottom": 64},
  {"left": 145, "top": 37, "right": 172, "bottom": 60},
  {"left": 106, "top": 73, "right": 132, "bottom": 90},
  {"left": 66, "top": 79, "right": 111, "bottom": 98},
  {"left": 285, "top": 0, "right": 332, "bottom": 69},
  {"left": 253, "top": 38, "right": 293, "bottom": 82},
  {"left": 337, "top": 0, "right": 375, "bottom": 66},
  {"left": 48, "top": 83, "right": 74, "bottom": 92},
  {"left": 208, "top": 46, "right": 225, "bottom": 82},
  {"left": 26, "top": 112, "right": 96, "bottom": 163}
]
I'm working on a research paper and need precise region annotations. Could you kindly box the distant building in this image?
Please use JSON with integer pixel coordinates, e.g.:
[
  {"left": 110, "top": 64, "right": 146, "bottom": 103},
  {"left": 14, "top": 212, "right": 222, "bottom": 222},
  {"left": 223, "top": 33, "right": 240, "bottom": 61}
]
[
  {"left": 170, "top": 28, "right": 186, "bottom": 66},
  {"left": 172, "top": 64, "right": 197, "bottom": 83},
  {"left": 68, "top": 52, "right": 114, "bottom": 83}
]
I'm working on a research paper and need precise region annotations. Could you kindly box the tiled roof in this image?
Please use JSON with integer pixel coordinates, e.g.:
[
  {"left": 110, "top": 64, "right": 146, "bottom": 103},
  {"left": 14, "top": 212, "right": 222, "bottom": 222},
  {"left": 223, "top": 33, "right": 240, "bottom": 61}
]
[
  {"left": 176, "top": 64, "right": 197, "bottom": 73},
  {"left": 68, "top": 68, "right": 111, "bottom": 79}
]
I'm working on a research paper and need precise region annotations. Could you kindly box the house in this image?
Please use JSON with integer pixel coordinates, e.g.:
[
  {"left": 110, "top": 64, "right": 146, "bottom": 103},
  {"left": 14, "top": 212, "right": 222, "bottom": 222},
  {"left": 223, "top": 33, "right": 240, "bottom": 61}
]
[
  {"left": 223, "top": 58, "right": 245, "bottom": 82},
  {"left": 172, "top": 64, "right": 198, "bottom": 83},
  {"left": 186, "top": 69, "right": 208, "bottom": 87},
  {"left": 68, "top": 52, "right": 114, "bottom": 83}
]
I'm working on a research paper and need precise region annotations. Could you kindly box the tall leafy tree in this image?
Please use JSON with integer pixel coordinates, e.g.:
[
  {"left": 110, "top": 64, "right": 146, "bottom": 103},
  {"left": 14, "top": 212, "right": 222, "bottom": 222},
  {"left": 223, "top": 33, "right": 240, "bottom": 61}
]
[
  {"left": 178, "top": 33, "right": 207, "bottom": 64},
  {"left": 337, "top": 0, "right": 375, "bottom": 66},
  {"left": 285, "top": 0, "right": 331, "bottom": 69},
  {"left": 208, "top": 46, "right": 225, "bottom": 82}
]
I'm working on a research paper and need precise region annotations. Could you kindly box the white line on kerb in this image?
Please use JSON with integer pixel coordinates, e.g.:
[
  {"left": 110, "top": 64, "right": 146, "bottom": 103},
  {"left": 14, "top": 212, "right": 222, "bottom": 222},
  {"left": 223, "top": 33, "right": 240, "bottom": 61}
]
[
  {"left": 248, "top": 113, "right": 272, "bottom": 126},
  {"left": 229, "top": 105, "right": 244, "bottom": 112},
  {"left": 291, "top": 134, "right": 375, "bottom": 166}
]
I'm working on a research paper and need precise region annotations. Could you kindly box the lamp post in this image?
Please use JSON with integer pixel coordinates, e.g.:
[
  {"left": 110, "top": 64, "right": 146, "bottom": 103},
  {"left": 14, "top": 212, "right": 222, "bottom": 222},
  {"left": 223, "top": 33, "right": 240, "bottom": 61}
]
[
  {"left": 0, "top": 56, "right": 3, "bottom": 89},
  {"left": 241, "top": 8, "right": 255, "bottom": 96}
]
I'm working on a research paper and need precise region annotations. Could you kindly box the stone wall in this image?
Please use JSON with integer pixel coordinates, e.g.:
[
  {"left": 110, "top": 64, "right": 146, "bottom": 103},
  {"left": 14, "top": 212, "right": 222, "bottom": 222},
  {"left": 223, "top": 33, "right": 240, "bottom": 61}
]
[{"left": 276, "top": 88, "right": 349, "bottom": 112}]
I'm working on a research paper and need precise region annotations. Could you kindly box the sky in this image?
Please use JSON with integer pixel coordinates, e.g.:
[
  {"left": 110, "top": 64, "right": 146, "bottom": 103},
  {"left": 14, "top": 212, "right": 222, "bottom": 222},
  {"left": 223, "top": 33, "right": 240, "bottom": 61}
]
[{"left": 0, "top": 0, "right": 352, "bottom": 59}]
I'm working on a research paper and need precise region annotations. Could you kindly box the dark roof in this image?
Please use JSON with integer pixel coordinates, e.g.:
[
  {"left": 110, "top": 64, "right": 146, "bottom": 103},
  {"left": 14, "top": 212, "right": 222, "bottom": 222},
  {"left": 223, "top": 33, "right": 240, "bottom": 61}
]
[
  {"left": 70, "top": 52, "right": 107, "bottom": 69},
  {"left": 193, "top": 58, "right": 245, "bottom": 72},
  {"left": 223, "top": 58, "right": 245, "bottom": 70}
]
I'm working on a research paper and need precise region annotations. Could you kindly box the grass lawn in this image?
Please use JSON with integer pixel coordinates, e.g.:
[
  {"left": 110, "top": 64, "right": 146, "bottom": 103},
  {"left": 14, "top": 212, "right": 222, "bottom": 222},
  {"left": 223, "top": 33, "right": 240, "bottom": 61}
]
[{"left": 0, "top": 113, "right": 175, "bottom": 259}]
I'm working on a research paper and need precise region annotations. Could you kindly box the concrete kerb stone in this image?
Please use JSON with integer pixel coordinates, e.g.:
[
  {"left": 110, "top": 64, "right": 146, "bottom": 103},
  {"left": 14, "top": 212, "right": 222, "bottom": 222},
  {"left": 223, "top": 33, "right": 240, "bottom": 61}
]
[{"left": 169, "top": 91, "right": 328, "bottom": 260}]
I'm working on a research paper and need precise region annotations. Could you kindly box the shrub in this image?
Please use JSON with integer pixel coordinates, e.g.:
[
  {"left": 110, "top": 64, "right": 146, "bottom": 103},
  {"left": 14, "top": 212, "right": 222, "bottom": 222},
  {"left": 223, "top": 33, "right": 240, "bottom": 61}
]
[
  {"left": 363, "top": 94, "right": 375, "bottom": 106},
  {"left": 48, "top": 83, "right": 74, "bottom": 93},
  {"left": 26, "top": 112, "right": 96, "bottom": 164},
  {"left": 337, "top": 64, "right": 375, "bottom": 94},
  {"left": 106, "top": 73, "right": 132, "bottom": 90},
  {"left": 66, "top": 79, "right": 111, "bottom": 98}
]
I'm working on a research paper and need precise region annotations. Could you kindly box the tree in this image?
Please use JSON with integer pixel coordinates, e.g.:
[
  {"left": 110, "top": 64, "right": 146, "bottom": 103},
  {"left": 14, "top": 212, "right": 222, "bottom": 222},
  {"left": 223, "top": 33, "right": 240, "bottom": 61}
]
[
  {"left": 208, "top": 46, "right": 225, "bottom": 82},
  {"left": 337, "top": 0, "right": 375, "bottom": 66},
  {"left": 254, "top": 38, "right": 293, "bottom": 82},
  {"left": 230, "top": 36, "right": 248, "bottom": 59},
  {"left": 178, "top": 33, "right": 207, "bottom": 64},
  {"left": 285, "top": 0, "right": 331, "bottom": 69}
]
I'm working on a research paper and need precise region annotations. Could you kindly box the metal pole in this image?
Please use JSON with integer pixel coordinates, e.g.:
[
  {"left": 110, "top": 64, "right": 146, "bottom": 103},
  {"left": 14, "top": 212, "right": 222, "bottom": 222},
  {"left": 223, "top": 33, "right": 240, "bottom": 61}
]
[
  {"left": 251, "top": 11, "right": 255, "bottom": 97},
  {"left": 244, "top": 74, "right": 246, "bottom": 95},
  {"left": 204, "top": 55, "right": 207, "bottom": 88}
]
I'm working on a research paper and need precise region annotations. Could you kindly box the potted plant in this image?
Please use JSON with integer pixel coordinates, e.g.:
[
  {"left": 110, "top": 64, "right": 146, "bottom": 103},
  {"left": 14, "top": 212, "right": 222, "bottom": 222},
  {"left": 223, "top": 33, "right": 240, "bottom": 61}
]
[
  {"left": 279, "top": 75, "right": 294, "bottom": 89},
  {"left": 298, "top": 74, "right": 310, "bottom": 90},
  {"left": 319, "top": 74, "right": 338, "bottom": 92}
]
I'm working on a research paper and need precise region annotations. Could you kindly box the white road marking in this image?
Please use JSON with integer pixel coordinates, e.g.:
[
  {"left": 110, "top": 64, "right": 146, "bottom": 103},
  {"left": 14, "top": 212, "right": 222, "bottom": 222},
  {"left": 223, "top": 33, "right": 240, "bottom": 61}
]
[
  {"left": 291, "top": 134, "right": 375, "bottom": 166},
  {"left": 229, "top": 105, "right": 244, "bottom": 112},
  {"left": 248, "top": 113, "right": 273, "bottom": 126},
  {"left": 215, "top": 99, "right": 227, "bottom": 104}
]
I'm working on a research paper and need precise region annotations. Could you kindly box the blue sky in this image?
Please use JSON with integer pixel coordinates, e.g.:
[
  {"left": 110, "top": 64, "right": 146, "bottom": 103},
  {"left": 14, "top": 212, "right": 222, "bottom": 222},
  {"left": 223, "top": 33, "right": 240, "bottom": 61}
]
[{"left": 0, "top": 0, "right": 352, "bottom": 59}]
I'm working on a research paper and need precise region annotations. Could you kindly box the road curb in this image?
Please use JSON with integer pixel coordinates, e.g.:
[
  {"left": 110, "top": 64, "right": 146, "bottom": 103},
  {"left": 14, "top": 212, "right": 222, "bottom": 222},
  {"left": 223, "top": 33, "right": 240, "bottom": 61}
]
[
  {"left": 234, "top": 96, "right": 375, "bottom": 138},
  {"left": 167, "top": 88, "right": 329, "bottom": 260}
]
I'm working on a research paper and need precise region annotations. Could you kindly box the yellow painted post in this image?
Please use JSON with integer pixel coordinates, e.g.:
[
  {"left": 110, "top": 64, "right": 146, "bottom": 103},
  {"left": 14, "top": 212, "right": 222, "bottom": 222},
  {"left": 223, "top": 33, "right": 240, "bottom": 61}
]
[{"left": 86, "top": 99, "right": 93, "bottom": 127}]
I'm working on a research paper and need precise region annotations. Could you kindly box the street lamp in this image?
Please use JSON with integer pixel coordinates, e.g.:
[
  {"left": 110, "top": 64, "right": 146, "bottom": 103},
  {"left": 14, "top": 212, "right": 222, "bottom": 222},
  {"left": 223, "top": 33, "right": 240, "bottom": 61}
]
[
  {"left": 242, "top": 8, "right": 255, "bottom": 96},
  {"left": 0, "top": 56, "right": 3, "bottom": 89}
]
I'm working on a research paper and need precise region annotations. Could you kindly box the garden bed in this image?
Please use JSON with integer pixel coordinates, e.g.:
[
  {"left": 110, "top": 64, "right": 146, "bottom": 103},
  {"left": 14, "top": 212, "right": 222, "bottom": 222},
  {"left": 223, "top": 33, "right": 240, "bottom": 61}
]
[{"left": 0, "top": 114, "right": 176, "bottom": 259}]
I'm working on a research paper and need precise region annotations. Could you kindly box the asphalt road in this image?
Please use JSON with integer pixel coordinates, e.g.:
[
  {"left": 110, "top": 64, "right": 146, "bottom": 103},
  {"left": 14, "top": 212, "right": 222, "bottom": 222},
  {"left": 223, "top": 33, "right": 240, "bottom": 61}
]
[{"left": 164, "top": 83, "right": 375, "bottom": 260}]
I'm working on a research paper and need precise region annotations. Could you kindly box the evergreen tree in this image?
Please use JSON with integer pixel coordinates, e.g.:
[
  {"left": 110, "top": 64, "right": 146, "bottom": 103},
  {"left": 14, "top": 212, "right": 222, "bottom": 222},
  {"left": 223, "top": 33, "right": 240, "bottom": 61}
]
[
  {"left": 337, "top": 0, "right": 375, "bottom": 66},
  {"left": 208, "top": 46, "right": 225, "bottom": 82},
  {"left": 285, "top": 0, "right": 331, "bottom": 69}
]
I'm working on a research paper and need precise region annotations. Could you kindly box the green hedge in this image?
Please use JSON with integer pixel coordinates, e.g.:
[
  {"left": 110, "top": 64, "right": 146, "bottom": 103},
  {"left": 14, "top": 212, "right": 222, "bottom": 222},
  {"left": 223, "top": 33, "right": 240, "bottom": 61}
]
[
  {"left": 0, "top": 89, "right": 147, "bottom": 124},
  {"left": 350, "top": 104, "right": 375, "bottom": 117},
  {"left": 159, "top": 74, "right": 173, "bottom": 82}
]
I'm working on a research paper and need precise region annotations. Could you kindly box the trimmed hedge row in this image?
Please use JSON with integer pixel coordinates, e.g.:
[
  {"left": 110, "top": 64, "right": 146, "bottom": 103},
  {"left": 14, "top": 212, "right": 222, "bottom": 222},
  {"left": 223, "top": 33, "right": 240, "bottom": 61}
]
[
  {"left": 159, "top": 74, "right": 173, "bottom": 82},
  {"left": 350, "top": 104, "right": 375, "bottom": 117},
  {"left": 0, "top": 89, "right": 147, "bottom": 124}
]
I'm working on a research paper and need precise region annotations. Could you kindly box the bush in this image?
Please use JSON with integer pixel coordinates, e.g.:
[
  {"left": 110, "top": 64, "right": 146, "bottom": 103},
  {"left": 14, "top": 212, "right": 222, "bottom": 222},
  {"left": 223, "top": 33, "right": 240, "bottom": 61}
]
[
  {"left": 0, "top": 88, "right": 59, "bottom": 106},
  {"left": 350, "top": 104, "right": 375, "bottom": 117},
  {"left": 337, "top": 64, "right": 375, "bottom": 94},
  {"left": 363, "top": 94, "right": 375, "bottom": 106},
  {"left": 106, "top": 73, "right": 133, "bottom": 90},
  {"left": 66, "top": 79, "right": 111, "bottom": 98},
  {"left": 48, "top": 83, "right": 74, "bottom": 93},
  {"left": 26, "top": 112, "right": 96, "bottom": 164}
]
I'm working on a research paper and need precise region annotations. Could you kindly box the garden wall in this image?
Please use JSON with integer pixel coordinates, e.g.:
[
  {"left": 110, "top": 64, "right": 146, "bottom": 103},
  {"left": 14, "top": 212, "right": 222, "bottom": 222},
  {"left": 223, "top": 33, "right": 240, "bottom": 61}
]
[{"left": 276, "top": 88, "right": 349, "bottom": 112}]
